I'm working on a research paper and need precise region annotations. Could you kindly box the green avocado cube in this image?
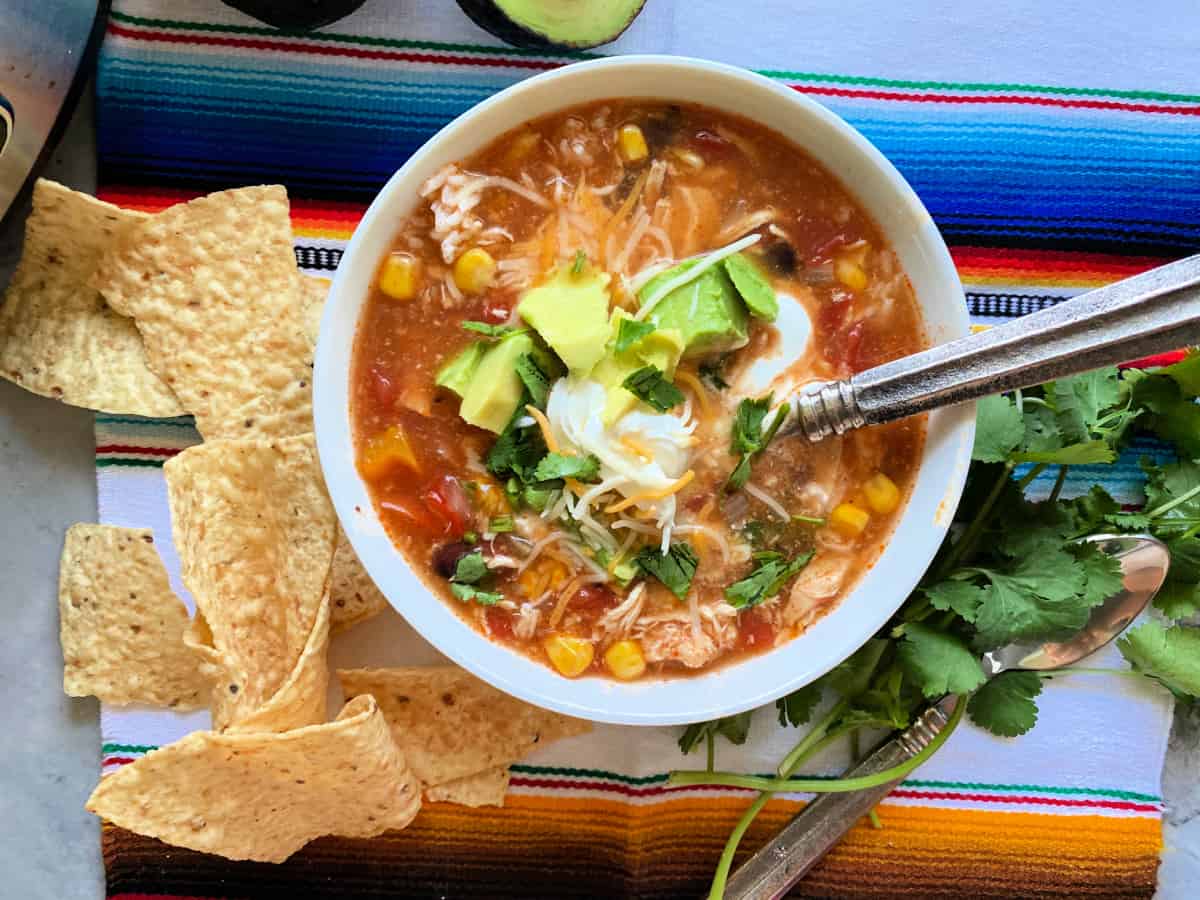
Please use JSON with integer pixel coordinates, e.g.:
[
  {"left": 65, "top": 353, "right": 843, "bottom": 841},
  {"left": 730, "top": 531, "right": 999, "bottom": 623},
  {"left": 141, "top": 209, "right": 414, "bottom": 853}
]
[
  {"left": 638, "top": 261, "right": 749, "bottom": 357},
  {"left": 517, "top": 265, "right": 611, "bottom": 374},
  {"left": 459, "top": 331, "right": 535, "bottom": 434}
]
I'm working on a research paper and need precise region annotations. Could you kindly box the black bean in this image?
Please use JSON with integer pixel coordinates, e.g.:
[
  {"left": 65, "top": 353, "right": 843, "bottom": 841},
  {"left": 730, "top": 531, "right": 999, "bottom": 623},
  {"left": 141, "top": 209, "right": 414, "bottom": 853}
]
[
  {"left": 432, "top": 541, "right": 474, "bottom": 579},
  {"left": 762, "top": 241, "right": 798, "bottom": 276}
]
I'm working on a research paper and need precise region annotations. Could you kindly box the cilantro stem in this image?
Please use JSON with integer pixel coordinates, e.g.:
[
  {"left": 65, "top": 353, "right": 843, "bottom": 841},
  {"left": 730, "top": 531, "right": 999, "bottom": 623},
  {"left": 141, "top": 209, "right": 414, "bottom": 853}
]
[
  {"left": 868, "top": 808, "right": 883, "bottom": 829},
  {"left": 934, "top": 463, "right": 1014, "bottom": 577},
  {"left": 1015, "top": 462, "right": 1048, "bottom": 491},
  {"left": 706, "top": 731, "right": 716, "bottom": 773},
  {"left": 1048, "top": 465, "right": 1070, "bottom": 504},
  {"left": 777, "top": 699, "right": 850, "bottom": 776},
  {"left": 671, "top": 698, "right": 965, "bottom": 793},
  {"left": 1146, "top": 481, "right": 1200, "bottom": 518},
  {"left": 705, "top": 794, "right": 771, "bottom": 900}
]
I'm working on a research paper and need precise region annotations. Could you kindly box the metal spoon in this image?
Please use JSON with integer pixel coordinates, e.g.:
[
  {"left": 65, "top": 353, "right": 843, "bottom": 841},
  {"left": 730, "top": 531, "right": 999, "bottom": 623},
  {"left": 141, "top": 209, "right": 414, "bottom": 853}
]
[
  {"left": 786, "top": 253, "right": 1200, "bottom": 441},
  {"left": 723, "top": 533, "right": 1170, "bottom": 900}
]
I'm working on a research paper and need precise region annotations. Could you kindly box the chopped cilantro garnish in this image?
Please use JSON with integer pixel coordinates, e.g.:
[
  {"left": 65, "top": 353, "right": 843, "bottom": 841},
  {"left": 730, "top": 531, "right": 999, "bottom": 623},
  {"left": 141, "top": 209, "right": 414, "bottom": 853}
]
[
  {"left": 635, "top": 542, "right": 699, "bottom": 599},
  {"left": 450, "top": 583, "right": 503, "bottom": 606},
  {"left": 486, "top": 405, "right": 548, "bottom": 484},
  {"left": 571, "top": 249, "right": 587, "bottom": 275},
  {"left": 698, "top": 357, "right": 730, "bottom": 391},
  {"left": 614, "top": 318, "right": 656, "bottom": 353},
  {"left": 532, "top": 452, "right": 601, "bottom": 483},
  {"left": 489, "top": 516, "right": 515, "bottom": 533},
  {"left": 462, "top": 320, "right": 523, "bottom": 339},
  {"left": 451, "top": 549, "right": 488, "bottom": 585},
  {"left": 623, "top": 365, "right": 685, "bottom": 412},
  {"left": 515, "top": 352, "right": 552, "bottom": 409},
  {"left": 724, "top": 551, "right": 812, "bottom": 609},
  {"left": 462, "top": 531, "right": 478, "bottom": 544},
  {"left": 726, "top": 394, "right": 790, "bottom": 490}
]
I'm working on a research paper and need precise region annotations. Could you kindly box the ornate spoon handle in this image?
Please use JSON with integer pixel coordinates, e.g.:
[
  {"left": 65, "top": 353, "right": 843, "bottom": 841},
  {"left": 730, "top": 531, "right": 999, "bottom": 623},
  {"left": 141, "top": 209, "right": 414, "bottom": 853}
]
[
  {"left": 789, "top": 254, "right": 1200, "bottom": 441},
  {"left": 722, "top": 695, "right": 958, "bottom": 900}
]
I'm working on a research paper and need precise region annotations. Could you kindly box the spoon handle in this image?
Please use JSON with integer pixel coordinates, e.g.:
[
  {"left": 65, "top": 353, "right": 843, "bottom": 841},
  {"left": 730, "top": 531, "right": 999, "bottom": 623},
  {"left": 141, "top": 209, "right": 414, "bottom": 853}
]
[
  {"left": 789, "top": 253, "right": 1200, "bottom": 441},
  {"left": 722, "top": 695, "right": 958, "bottom": 900}
]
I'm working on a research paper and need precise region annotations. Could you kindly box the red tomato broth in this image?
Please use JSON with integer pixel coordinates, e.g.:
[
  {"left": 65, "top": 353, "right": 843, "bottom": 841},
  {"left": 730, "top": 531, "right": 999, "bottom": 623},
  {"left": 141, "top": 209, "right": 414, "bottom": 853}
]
[{"left": 350, "top": 99, "right": 926, "bottom": 681}]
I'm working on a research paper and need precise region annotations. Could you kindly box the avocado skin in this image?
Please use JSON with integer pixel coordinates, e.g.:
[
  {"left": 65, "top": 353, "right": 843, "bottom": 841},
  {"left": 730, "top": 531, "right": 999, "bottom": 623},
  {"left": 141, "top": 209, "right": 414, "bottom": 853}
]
[{"left": 455, "top": 0, "right": 647, "bottom": 50}]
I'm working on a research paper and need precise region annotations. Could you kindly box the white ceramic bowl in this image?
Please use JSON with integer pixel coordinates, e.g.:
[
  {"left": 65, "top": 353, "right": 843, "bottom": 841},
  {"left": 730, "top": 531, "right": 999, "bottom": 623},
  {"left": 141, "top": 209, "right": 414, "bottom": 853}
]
[{"left": 314, "top": 56, "right": 974, "bottom": 726}]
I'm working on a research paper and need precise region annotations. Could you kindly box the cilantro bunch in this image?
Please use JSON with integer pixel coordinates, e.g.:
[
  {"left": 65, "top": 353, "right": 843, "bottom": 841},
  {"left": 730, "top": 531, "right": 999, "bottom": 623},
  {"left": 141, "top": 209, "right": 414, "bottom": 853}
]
[{"left": 671, "top": 354, "right": 1200, "bottom": 900}]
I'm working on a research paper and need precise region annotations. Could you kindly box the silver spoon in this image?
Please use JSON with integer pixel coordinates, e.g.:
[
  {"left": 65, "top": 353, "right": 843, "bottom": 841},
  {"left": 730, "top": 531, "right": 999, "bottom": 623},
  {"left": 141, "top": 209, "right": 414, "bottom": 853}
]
[
  {"left": 785, "top": 254, "right": 1200, "bottom": 441},
  {"left": 723, "top": 533, "right": 1170, "bottom": 900}
]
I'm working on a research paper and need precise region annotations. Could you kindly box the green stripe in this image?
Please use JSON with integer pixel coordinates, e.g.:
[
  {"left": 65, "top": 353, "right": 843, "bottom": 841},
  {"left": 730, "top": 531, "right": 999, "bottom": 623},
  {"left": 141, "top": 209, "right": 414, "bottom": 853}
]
[
  {"left": 109, "top": 10, "right": 1200, "bottom": 103},
  {"left": 103, "top": 743, "right": 156, "bottom": 753},
  {"left": 96, "top": 458, "right": 165, "bottom": 469},
  {"left": 109, "top": 10, "right": 593, "bottom": 60},
  {"left": 95, "top": 414, "right": 196, "bottom": 427}
]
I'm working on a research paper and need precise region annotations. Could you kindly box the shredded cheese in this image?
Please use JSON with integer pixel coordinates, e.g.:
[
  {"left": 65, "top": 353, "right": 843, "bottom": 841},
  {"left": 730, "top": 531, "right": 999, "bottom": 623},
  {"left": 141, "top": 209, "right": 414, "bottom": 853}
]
[
  {"left": 672, "top": 369, "right": 711, "bottom": 418},
  {"left": 605, "top": 470, "right": 695, "bottom": 514},
  {"left": 619, "top": 433, "right": 655, "bottom": 461},
  {"left": 634, "top": 233, "right": 761, "bottom": 321},
  {"left": 525, "top": 404, "right": 559, "bottom": 453}
]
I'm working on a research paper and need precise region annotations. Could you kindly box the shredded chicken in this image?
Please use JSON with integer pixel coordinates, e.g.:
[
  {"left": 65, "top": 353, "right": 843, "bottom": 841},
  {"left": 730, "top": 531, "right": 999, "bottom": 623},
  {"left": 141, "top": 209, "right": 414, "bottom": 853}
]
[
  {"left": 636, "top": 600, "right": 739, "bottom": 668},
  {"left": 593, "top": 582, "right": 646, "bottom": 645},
  {"left": 784, "top": 553, "right": 853, "bottom": 629},
  {"left": 421, "top": 163, "right": 548, "bottom": 264}
]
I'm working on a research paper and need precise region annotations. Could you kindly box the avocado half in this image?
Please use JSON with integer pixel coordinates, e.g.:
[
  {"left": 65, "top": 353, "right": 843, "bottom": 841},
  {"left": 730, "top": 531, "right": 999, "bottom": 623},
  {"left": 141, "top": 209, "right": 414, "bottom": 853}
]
[{"left": 456, "top": 0, "right": 648, "bottom": 50}]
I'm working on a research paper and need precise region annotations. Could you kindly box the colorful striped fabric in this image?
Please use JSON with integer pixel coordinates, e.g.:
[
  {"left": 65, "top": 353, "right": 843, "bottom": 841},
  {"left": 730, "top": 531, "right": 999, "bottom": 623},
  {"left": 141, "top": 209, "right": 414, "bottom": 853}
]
[{"left": 93, "top": 2, "right": 1194, "bottom": 897}]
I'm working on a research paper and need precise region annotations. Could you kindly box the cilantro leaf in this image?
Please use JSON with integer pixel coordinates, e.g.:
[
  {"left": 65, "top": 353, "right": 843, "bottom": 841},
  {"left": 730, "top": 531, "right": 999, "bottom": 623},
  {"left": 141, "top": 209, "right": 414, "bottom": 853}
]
[
  {"left": 725, "top": 551, "right": 813, "bottom": 609},
  {"left": 451, "top": 550, "right": 489, "bottom": 585},
  {"left": 828, "top": 638, "right": 889, "bottom": 697},
  {"left": 776, "top": 680, "right": 824, "bottom": 727},
  {"left": 1163, "top": 350, "right": 1200, "bottom": 396},
  {"left": 489, "top": 516, "right": 515, "bottom": 533},
  {"left": 450, "top": 583, "right": 503, "bottom": 606},
  {"left": 486, "top": 407, "right": 548, "bottom": 483},
  {"left": 1130, "top": 373, "right": 1200, "bottom": 459},
  {"left": 532, "top": 452, "right": 601, "bottom": 483},
  {"left": 967, "top": 671, "right": 1043, "bottom": 737},
  {"left": 898, "top": 623, "right": 986, "bottom": 698},
  {"left": 699, "top": 357, "right": 730, "bottom": 391},
  {"left": 571, "top": 249, "right": 587, "bottom": 275},
  {"left": 515, "top": 353, "right": 553, "bottom": 409},
  {"left": 462, "top": 320, "right": 523, "bottom": 339},
  {"left": 1117, "top": 620, "right": 1200, "bottom": 699},
  {"left": 731, "top": 396, "right": 772, "bottom": 455},
  {"left": 1155, "top": 580, "right": 1200, "bottom": 620},
  {"left": 678, "top": 711, "right": 753, "bottom": 754},
  {"left": 1049, "top": 368, "right": 1124, "bottom": 444},
  {"left": 973, "top": 395, "right": 1024, "bottom": 462},
  {"left": 1074, "top": 542, "right": 1126, "bottom": 608},
  {"left": 614, "top": 318, "right": 656, "bottom": 353},
  {"left": 971, "top": 547, "right": 1098, "bottom": 647},
  {"left": 1142, "top": 459, "right": 1200, "bottom": 523},
  {"left": 1011, "top": 439, "right": 1115, "bottom": 465},
  {"left": 623, "top": 366, "right": 685, "bottom": 412},
  {"left": 924, "top": 580, "right": 986, "bottom": 622},
  {"left": 726, "top": 454, "right": 754, "bottom": 491},
  {"left": 635, "top": 542, "right": 699, "bottom": 599}
]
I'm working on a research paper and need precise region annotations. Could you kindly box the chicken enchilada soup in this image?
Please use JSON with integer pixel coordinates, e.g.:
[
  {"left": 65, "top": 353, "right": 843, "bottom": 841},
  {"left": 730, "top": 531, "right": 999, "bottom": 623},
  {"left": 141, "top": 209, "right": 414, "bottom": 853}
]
[{"left": 351, "top": 100, "right": 926, "bottom": 681}]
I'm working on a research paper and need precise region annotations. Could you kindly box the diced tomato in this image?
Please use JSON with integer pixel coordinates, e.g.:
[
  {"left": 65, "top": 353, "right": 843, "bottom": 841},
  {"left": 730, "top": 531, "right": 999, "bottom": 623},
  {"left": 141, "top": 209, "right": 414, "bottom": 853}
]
[
  {"left": 808, "top": 233, "right": 849, "bottom": 265},
  {"left": 817, "top": 297, "right": 852, "bottom": 337},
  {"left": 369, "top": 365, "right": 400, "bottom": 407},
  {"left": 689, "top": 129, "right": 734, "bottom": 158},
  {"left": 421, "top": 473, "right": 472, "bottom": 537},
  {"left": 486, "top": 607, "right": 514, "bottom": 640},
  {"left": 737, "top": 609, "right": 776, "bottom": 651},
  {"left": 572, "top": 584, "right": 618, "bottom": 617},
  {"left": 381, "top": 497, "right": 442, "bottom": 535},
  {"left": 480, "top": 303, "right": 512, "bottom": 325}
]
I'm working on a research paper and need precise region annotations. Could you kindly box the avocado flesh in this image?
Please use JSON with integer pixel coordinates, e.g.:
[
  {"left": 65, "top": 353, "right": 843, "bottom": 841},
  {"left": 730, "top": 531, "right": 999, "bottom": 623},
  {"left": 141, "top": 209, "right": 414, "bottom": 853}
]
[
  {"left": 436, "top": 341, "right": 487, "bottom": 398},
  {"left": 517, "top": 265, "right": 611, "bottom": 374},
  {"left": 459, "top": 332, "right": 535, "bottom": 434},
  {"left": 456, "top": 0, "right": 647, "bottom": 50},
  {"left": 639, "top": 262, "right": 749, "bottom": 359},
  {"left": 590, "top": 310, "right": 684, "bottom": 425}
]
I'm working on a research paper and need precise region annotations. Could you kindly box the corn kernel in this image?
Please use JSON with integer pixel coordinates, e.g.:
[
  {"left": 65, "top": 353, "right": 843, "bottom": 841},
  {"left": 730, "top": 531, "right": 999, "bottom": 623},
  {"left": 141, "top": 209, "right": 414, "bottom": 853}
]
[
  {"left": 670, "top": 147, "right": 705, "bottom": 171},
  {"left": 829, "top": 502, "right": 871, "bottom": 538},
  {"left": 834, "top": 258, "right": 869, "bottom": 292},
  {"left": 863, "top": 472, "right": 901, "bottom": 515},
  {"left": 519, "top": 556, "right": 568, "bottom": 599},
  {"left": 617, "top": 124, "right": 649, "bottom": 163},
  {"left": 505, "top": 129, "right": 541, "bottom": 165},
  {"left": 544, "top": 635, "right": 594, "bottom": 678},
  {"left": 359, "top": 425, "right": 419, "bottom": 479},
  {"left": 453, "top": 248, "right": 497, "bottom": 294},
  {"left": 604, "top": 640, "right": 646, "bottom": 680},
  {"left": 378, "top": 252, "right": 421, "bottom": 300}
]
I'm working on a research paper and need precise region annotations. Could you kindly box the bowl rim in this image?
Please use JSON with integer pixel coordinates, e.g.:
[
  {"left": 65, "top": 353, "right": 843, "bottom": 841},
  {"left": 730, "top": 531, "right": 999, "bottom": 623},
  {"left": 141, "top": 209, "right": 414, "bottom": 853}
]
[{"left": 314, "top": 54, "right": 974, "bottom": 726}]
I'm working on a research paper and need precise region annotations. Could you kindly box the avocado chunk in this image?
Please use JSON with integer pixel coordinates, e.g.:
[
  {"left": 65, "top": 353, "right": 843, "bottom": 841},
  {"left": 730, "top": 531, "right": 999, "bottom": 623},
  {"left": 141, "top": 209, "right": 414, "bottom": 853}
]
[
  {"left": 723, "top": 253, "right": 778, "bottom": 321},
  {"left": 456, "top": 0, "right": 647, "bottom": 50},
  {"left": 459, "top": 331, "right": 535, "bottom": 434},
  {"left": 590, "top": 310, "right": 685, "bottom": 425},
  {"left": 518, "top": 265, "right": 611, "bottom": 374},
  {"left": 435, "top": 341, "right": 487, "bottom": 398},
  {"left": 638, "top": 261, "right": 749, "bottom": 358}
]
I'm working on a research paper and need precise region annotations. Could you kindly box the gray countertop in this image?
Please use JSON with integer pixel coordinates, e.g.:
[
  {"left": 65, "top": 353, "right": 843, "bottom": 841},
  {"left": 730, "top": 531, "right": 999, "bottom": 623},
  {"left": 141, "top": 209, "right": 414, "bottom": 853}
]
[{"left": 0, "top": 87, "right": 1196, "bottom": 900}]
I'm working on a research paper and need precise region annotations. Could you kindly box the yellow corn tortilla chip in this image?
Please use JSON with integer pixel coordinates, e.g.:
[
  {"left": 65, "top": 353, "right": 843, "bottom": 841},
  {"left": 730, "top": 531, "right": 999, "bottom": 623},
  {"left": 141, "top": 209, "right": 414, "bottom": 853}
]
[
  {"left": 330, "top": 529, "right": 389, "bottom": 633},
  {"left": 86, "top": 695, "right": 421, "bottom": 862},
  {"left": 338, "top": 666, "right": 590, "bottom": 786},
  {"left": 91, "top": 185, "right": 312, "bottom": 439},
  {"left": 0, "top": 180, "right": 182, "bottom": 415},
  {"left": 58, "top": 524, "right": 206, "bottom": 708},
  {"left": 164, "top": 433, "right": 336, "bottom": 730},
  {"left": 424, "top": 767, "right": 510, "bottom": 807},
  {"left": 300, "top": 275, "right": 328, "bottom": 347}
]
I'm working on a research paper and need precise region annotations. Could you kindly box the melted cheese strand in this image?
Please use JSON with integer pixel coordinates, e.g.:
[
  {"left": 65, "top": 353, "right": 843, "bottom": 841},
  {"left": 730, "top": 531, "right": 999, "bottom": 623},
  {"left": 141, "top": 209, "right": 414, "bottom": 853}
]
[{"left": 633, "top": 233, "right": 761, "bottom": 321}]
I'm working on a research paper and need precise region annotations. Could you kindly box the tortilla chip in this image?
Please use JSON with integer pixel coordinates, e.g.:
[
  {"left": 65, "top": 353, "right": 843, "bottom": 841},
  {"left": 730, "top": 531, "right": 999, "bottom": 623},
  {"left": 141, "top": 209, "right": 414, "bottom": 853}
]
[
  {"left": 224, "top": 597, "right": 330, "bottom": 734},
  {"left": 91, "top": 185, "right": 312, "bottom": 439},
  {"left": 57, "top": 524, "right": 206, "bottom": 708},
  {"left": 0, "top": 180, "right": 182, "bottom": 415},
  {"left": 86, "top": 695, "right": 420, "bottom": 862},
  {"left": 330, "top": 529, "right": 389, "bottom": 632},
  {"left": 164, "top": 434, "right": 336, "bottom": 730},
  {"left": 424, "top": 767, "right": 510, "bottom": 807},
  {"left": 300, "top": 275, "right": 328, "bottom": 347},
  {"left": 338, "top": 666, "right": 591, "bottom": 786}
]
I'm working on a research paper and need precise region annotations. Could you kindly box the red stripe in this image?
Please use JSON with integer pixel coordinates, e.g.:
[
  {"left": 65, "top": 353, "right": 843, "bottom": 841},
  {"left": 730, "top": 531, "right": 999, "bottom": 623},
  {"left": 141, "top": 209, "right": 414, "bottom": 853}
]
[
  {"left": 95, "top": 445, "right": 181, "bottom": 458},
  {"left": 888, "top": 788, "right": 1160, "bottom": 813},
  {"left": 508, "top": 777, "right": 1159, "bottom": 812},
  {"left": 104, "top": 756, "right": 137, "bottom": 767},
  {"left": 1120, "top": 350, "right": 1188, "bottom": 369},
  {"left": 107, "top": 23, "right": 561, "bottom": 70},
  {"left": 791, "top": 84, "right": 1200, "bottom": 116},
  {"left": 951, "top": 245, "right": 1171, "bottom": 275}
]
